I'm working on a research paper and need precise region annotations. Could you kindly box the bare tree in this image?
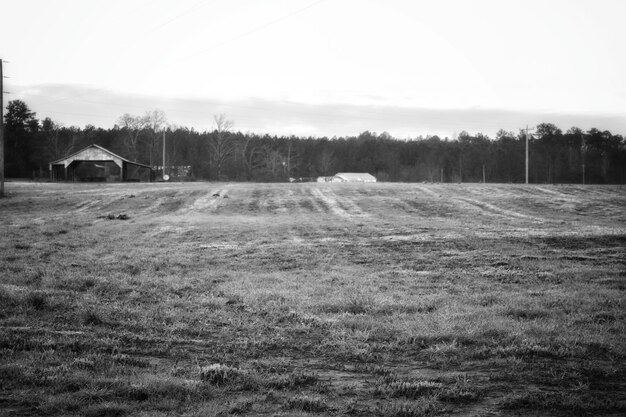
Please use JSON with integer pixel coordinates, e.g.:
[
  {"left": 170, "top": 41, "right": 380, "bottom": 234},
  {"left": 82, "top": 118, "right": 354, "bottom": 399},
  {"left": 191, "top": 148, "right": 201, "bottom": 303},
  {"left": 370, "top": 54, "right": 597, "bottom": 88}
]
[
  {"left": 42, "top": 118, "right": 76, "bottom": 161},
  {"left": 144, "top": 110, "right": 167, "bottom": 167},
  {"left": 239, "top": 135, "right": 263, "bottom": 180},
  {"left": 209, "top": 114, "right": 235, "bottom": 180},
  {"left": 317, "top": 147, "right": 336, "bottom": 176},
  {"left": 262, "top": 146, "right": 284, "bottom": 181},
  {"left": 117, "top": 113, "right": 147, "bottom": 161}
]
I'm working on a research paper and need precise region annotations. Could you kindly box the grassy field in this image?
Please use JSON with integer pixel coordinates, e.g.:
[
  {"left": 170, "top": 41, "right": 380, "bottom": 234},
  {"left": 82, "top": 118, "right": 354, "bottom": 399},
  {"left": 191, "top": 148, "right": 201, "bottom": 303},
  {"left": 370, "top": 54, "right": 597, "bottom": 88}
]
[{"left": 0, "top": 181, "right": 624, "bottom": 416}]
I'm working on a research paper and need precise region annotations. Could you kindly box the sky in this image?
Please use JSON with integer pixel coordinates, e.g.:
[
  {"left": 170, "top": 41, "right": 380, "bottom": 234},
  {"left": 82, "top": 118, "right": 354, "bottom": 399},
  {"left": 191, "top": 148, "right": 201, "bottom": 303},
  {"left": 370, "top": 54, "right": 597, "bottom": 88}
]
[{"left": 1, "top": 0, "right": 625, "bottom": 138}]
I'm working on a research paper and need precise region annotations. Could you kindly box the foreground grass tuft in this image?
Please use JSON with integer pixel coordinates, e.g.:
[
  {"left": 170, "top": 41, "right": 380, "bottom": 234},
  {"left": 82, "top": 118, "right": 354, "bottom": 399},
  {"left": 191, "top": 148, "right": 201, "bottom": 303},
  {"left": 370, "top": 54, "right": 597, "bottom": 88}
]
[
  {"left": 26, "top": 291, "right": 48, "bottom": 310},
  {"left": 82, "top": 309, "right": 104, "bottom": 326},
  {"left": 199, "top": 364, "right": 248, "bottom": 387},
  {"left": 284, "top": 394, "right": 329, "bottom": 412},
  {"left": 377, "top": 398, "right": 443, "bottom": 417},
  {"left": 82, "top": 402, "right": 131, "bottom": 417},
  {"left": 501, "top": 390, "right": 625, "bottom": 416},
  {"left": 373, "top": 373, "right": 481, "bottom": 408},
  {"left": 267, "top": 370, "right": 319, "bottom": 390}
]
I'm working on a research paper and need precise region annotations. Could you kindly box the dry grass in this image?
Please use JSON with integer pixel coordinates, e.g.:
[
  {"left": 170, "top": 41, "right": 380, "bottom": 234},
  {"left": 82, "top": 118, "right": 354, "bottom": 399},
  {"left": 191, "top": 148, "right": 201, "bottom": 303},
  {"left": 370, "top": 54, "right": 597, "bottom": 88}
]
[{"left": 0, "top": 181, "right": 624, "bottom": 416}]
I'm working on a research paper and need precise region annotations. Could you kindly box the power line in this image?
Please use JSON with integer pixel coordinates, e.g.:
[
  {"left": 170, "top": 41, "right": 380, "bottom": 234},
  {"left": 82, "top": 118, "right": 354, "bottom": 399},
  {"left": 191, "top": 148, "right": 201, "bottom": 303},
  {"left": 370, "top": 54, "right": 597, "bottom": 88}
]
[
  {"left": 22, "top": 1, "right": 215, "bottom": 108},
  {"left": 149, "top": 0, "right": 217, "bottom": 32},
  {"left": 36, "top": 86, "right": 111, "bottom": 106},
  {"left": 128, "top": 0, "right": 159, "bottom": 15},
  {"left": 10, "top": 1, "right": 327, "bottom": 112},
  {"left": 180, "top": 0, "right": 327, "bottom": 62}
]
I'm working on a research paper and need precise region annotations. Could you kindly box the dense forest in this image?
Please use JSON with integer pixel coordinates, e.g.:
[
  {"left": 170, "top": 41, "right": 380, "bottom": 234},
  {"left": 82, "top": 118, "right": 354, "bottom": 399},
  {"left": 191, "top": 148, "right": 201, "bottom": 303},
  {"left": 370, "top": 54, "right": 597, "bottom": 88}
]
[{"left": 4, "top": 100, "right": 626, "bottom": 183}]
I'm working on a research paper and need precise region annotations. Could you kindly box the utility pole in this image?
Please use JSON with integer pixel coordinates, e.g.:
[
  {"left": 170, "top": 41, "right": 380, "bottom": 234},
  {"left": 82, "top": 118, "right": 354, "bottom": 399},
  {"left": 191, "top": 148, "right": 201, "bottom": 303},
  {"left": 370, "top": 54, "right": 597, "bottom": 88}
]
[
  {"left": 0, "top": 59, "right": 5, "bottom": 197},
  {"left": 522, "top": 125, "right": 535, "bottom": 184},
  {"left": 162, "top": 130, "right": 166, "bottom": 179}
]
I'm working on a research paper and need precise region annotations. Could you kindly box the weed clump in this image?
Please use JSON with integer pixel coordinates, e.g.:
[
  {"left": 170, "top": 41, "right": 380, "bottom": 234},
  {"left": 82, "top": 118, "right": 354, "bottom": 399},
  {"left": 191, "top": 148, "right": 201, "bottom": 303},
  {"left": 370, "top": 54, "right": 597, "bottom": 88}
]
[
  {"left": 373, "top": 373, "right": 481, "bottom": 408},
  {"left": 229, "top": 398, "right": 254, "bottom": 414},
  {"left": 345, "top": 296, "right": 372, "bottom": 314},
  {"left": 437, "top": 376, "right": 481, "bottom": 403},
  {"left": 377, "top": 398, "right": 443, "bottom": 417},
  {"left": 504, "top": 307, "right": 550, "bottom": 320},
  {"left": 26, "top": 270, "right": 45, "bottom": 285},
  {"left": 0, "top": 364, "right": 26, "bottom": 385},
  {"left": 82, "top": 309, "right": 104, "bottom": 326},
  {"left": 104, "top": 213, "right": 130, "bottom": 221},
  {"left": 124, "top": 378, "right": 211, "bottom": 402},
  {"left": 0, "top": 287, "right": 19, "bottom": 308},
  {"left": 284, "top": 394, "right": 328, "bottom": 412},
  {"left": 593, "top": 312, "right": 616, "bottom": 324},
  {"left": 26, "top": 291, "right": 48, "bottom": 310},
  {"left": 83, "top": 402, "right": 131, "bottom": 417},
  {"left": 319, "top": 294, "right": 375, "bottom": 315},
  {"left": 373, "top": 374, "right": 442, "bottom": 399},
  {"left": 500, "top": 390, "right": 606, "bottom": 415},
  {"left": 267, "top": 371, "right": 319, "bottom": 390},
  {"left": 82, "top": 277, "right": 97, "bottom": 290},
  {"left": 200, "top": 364, "right": 246, "bottom": 387},
  {"left": 124, "top": 264, "right": 141, "bottom": 276}
]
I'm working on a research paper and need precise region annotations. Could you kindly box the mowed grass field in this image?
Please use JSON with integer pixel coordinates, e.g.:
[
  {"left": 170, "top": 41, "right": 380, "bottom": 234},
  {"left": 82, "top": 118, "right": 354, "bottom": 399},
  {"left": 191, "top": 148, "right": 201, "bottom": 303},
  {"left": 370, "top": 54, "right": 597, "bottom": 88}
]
[{"left": 0, "top": 181, "right": 625, "bottom": 416}]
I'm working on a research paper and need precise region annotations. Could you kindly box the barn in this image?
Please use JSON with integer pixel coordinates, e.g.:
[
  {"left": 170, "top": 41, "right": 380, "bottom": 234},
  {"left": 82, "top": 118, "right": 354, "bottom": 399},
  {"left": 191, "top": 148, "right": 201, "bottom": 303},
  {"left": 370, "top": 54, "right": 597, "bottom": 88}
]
[
  {"left": 49, "top": 144, "right": 155, "bottom": 182},
  {"left": 330, "top": 172, "right": 377, "bottom": 183}
]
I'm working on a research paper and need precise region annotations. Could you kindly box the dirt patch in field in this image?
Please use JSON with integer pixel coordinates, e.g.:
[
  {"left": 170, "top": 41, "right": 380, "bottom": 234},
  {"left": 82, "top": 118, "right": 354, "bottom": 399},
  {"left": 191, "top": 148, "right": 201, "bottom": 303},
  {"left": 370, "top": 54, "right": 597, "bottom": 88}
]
[
  {"left": 454, "top": 196, "right": 541, "bottom": 222},
  {"left": 311, "top": 187, "right": 352, "bottom": 218}
]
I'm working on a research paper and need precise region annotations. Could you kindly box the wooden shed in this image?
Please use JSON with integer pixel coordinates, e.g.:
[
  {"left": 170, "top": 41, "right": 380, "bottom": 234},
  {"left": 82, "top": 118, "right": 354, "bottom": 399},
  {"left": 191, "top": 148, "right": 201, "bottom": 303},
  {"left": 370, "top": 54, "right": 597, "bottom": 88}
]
[{"left": 49, "top": 144, "right": 155, "bottom": 182}]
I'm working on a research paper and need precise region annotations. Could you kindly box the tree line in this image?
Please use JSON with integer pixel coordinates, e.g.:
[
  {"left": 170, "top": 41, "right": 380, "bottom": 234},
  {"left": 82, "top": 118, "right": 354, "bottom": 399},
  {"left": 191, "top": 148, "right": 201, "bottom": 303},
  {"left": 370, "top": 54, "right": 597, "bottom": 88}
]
[{"left": 4, "top": 100, "right": 626, "bottom": 183}]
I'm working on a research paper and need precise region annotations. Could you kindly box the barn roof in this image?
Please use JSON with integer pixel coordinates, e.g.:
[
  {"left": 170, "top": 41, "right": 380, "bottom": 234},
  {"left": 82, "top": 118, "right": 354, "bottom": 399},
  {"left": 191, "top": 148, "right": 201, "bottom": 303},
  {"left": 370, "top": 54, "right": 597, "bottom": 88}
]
[
  {"left": 333, "top": 172, "right": 377, "bottom": 182},
  {"left": 50, "top": 144, "right": 153, "bottom": 168}
]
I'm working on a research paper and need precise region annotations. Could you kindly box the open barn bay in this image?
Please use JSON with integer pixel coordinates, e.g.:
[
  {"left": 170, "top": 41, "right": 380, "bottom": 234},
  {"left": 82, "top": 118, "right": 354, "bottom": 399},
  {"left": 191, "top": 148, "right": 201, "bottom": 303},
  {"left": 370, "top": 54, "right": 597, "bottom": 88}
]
[{"left": 1, "top": 182, "right": 625, "bottom": 416}]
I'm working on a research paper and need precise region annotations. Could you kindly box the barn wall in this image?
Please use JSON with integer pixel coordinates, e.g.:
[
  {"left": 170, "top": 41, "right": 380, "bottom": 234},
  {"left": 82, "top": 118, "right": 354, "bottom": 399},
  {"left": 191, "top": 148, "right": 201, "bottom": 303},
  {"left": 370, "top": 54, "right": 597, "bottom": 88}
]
[
  {"left": 124, "top": 163, "right": 153, "bottom": 182},
  {"left": 50, "top": 164, "right": 66, "bottom": 181}
]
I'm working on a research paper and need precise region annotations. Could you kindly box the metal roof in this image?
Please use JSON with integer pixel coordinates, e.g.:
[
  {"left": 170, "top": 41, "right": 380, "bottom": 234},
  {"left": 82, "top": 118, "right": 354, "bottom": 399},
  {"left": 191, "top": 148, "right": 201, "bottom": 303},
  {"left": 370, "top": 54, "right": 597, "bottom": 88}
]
[
  {"left": 333, "top": 172, "right": 377, "bottom": 182},
  {"left": 50, "top": 144, "right": 153, "bottom": 169}
]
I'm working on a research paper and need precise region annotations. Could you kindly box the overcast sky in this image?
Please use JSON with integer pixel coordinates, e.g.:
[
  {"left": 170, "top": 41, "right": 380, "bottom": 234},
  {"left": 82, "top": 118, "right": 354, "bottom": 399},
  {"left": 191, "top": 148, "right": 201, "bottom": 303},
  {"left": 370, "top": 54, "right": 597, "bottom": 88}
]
[{"left": 2, "top": 0, "right": 625, "bottom": 138}]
